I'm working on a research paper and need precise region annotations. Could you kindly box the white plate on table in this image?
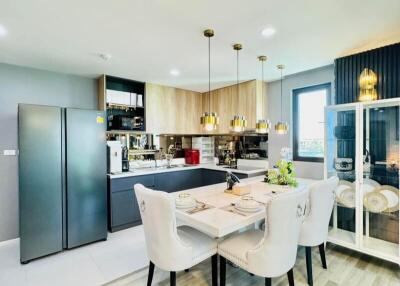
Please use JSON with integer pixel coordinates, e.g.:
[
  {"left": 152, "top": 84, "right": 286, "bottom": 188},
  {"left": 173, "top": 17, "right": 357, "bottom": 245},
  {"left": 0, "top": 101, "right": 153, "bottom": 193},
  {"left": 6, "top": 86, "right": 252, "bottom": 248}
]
[
  {"left": 176, "top": 201, "right": 196, "bottom": 210},
  {"left": 175, "top": 193, "right": 197, "bottom": 210},
  {"left": 234, "top": 198, "right": 262, "bottom": 213},
  {"left": 234, "top": 205, "right": 262, "bottom": 213}
]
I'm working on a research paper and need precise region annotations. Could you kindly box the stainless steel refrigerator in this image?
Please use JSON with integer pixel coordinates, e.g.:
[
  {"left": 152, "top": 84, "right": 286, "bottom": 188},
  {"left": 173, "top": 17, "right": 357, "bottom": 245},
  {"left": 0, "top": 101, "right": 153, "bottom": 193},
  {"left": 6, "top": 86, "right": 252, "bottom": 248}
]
[{"left": 18, "top": 104, "right": 107, "bottom": 263}]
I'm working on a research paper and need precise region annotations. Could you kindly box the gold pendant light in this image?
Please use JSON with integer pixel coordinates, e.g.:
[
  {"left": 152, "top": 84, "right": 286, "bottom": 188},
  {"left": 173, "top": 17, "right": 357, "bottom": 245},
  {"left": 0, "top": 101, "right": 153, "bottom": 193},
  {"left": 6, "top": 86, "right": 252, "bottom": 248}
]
[
  {"left": 359, "top": 68, "right": 378, "bottom": 102},
  {"left": 230, "top": 43, "right": 247, "bottom": 133},
  {"left": 256, "top": 55, "right": 270, "bottom": 134},
  {"left": 275, "top": 64, "right": 289, "bottom": 135},
  {"left": 200, "top": 29, "right": 219, "bottom": 131}
]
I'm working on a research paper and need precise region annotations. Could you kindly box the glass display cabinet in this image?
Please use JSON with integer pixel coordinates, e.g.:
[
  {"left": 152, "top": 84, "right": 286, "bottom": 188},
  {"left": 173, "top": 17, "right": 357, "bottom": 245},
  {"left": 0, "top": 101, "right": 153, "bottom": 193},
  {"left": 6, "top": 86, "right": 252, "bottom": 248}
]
[{"left": 325, "top": 99, "right": 399, "bottom": 264}]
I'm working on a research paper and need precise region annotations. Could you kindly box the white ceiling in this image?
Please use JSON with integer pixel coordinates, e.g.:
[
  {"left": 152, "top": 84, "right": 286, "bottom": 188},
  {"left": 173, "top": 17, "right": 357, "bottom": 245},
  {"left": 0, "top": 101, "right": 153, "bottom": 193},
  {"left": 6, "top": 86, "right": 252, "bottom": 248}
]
[{"left": 0, "top": 0, "right": 399, "bottom": 92}]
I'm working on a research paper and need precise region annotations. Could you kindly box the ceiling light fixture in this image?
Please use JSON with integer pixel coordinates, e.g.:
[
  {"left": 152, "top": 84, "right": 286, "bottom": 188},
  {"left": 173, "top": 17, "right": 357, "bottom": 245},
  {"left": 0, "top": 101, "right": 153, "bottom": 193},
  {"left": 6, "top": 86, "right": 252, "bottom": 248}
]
[
  {"left": 230, "top": 44, "right": 247, "bottom": 133},
  {"left": 170, "top": 69, "right": 180, "bottom": 76},
  {"left": 200, "top": 29, "right": 219, "bottom": 132},
  {"left": 0, "top": 24, "right": 8, "bottom": 37},
  {"left": 275, "top": 64, "right": 289, "bottom": 135},
  {"left": 256, "top": 55, "right": 270, "bottom": 134},
  {"left": 261, "top": 27, "right": 276, "bottom": 38}
]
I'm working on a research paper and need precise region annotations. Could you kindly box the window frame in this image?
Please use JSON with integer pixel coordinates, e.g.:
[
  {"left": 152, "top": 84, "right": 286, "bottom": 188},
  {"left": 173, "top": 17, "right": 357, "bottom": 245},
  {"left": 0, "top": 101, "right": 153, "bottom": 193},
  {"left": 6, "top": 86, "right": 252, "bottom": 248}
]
[{"left": 292, "top": 83, "right": 331, "bottom": 163}]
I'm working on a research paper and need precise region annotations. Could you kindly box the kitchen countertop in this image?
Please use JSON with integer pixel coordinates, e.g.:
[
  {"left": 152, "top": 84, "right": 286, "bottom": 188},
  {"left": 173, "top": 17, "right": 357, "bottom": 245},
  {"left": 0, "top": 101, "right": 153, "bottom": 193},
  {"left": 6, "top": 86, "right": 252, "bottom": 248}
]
[{"left": 108, "top": 162, "right": 268, "bottom": 179}]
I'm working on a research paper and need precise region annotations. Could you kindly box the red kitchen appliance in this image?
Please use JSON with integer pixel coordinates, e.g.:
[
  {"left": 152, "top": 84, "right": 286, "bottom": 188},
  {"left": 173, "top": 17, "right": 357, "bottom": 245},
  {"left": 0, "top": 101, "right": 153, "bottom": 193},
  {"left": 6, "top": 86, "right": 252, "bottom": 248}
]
[{"left": 185, "top": 149, "right": 200, "bottom": 165}]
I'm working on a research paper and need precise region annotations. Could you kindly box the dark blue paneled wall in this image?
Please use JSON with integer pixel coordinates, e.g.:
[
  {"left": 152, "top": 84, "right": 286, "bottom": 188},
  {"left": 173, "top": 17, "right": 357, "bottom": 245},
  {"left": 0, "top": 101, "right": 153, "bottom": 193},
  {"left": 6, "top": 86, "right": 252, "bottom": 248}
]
[{"left": 335, "top": 43, "right": 400, "bottom": 104}]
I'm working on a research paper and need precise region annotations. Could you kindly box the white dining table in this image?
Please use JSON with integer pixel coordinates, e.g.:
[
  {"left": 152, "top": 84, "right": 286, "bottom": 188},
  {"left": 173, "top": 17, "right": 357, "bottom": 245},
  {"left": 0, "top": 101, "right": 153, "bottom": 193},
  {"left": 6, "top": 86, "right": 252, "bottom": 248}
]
[{"left": 175, "top": 176, "right": 317, "bottom": 238}]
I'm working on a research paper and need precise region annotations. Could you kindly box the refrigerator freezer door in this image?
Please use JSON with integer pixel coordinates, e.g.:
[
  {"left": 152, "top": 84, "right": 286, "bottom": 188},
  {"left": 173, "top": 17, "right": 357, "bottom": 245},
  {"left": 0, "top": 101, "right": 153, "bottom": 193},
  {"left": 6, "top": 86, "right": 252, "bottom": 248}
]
[
  {"left": 65, "top": 109, "right": 107, "bottom": 248},
  {"left": 18, "top": 104, "right": 63, "bottom": 263}
]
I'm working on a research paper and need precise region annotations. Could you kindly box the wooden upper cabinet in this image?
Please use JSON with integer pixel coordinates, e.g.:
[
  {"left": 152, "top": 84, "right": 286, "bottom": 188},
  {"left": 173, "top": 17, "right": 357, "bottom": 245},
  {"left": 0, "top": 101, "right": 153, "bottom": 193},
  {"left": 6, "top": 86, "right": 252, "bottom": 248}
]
[
  {"left": 98, "top": 76, "right": 267, "bottom": 135},
  {"left": 145, "top": 83, "right": 203, "bottom": 134},
  {"left": 201, "top": 80, "right": 267, "bottom": 134}
]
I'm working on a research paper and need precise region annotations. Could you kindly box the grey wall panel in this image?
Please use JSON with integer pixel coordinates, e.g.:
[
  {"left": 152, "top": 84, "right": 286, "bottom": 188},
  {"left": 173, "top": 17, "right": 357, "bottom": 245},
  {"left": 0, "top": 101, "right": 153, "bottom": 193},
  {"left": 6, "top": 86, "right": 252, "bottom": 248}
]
[
  {"left": 0, "top": 63, "right": 97, "bottom": 242},
  {"left": 266, "top": 65, "right": 334, "bottom": 179},
  {"left": 18, "top": 105, "right": 63, "bottom": 262}
]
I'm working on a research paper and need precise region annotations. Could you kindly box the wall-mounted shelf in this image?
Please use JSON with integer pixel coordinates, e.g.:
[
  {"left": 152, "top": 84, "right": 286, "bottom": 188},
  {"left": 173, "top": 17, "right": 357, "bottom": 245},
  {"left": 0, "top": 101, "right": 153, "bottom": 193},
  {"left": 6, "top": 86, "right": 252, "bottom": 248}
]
[{"left": 98, "top": 75, "right": 146, "bottom": 132}]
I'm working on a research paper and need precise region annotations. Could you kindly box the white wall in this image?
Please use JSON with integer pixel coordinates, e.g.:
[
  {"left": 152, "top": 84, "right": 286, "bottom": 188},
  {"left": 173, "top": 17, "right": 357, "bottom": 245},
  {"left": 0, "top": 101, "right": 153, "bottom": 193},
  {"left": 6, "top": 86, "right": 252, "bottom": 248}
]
[{"left": 267, "top": 65, "right": 334, "bottom": 180}]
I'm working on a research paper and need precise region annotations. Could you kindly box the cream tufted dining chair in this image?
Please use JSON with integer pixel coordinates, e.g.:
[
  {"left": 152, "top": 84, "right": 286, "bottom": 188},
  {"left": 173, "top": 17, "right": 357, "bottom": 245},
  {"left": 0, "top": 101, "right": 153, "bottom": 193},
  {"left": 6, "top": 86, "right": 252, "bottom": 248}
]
[
  {"left": 298, "top": 176, "right": 339, "bottom": 286},
  {"left": 134, "top": 184, "right": 218, "bottom": 286},
  {"left": 218, "top": 186, "right": 309, "bottom": 286}
]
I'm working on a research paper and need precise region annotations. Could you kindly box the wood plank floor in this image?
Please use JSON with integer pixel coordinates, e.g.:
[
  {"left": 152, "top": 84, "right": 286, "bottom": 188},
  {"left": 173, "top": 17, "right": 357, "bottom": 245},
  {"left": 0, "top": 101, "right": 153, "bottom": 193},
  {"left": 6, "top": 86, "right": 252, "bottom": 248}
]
[{"left": 105, "top": 243, "right": 400, "bottom": 286}]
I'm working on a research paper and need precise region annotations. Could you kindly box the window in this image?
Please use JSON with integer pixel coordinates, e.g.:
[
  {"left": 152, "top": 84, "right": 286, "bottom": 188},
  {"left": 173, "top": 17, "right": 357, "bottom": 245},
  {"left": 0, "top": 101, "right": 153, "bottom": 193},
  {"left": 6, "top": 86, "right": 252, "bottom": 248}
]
[{"left": 293, "top": 83, "right": 330, "bottom": 162}]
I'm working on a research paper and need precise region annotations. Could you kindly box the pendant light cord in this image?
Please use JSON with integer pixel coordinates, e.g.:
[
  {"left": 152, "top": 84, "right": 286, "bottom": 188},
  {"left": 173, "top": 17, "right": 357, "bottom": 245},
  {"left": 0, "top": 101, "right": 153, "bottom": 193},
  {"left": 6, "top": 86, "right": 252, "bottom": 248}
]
[
  {"left": 237, "top": 49, "right": 239, "bottom": 114},
  {"left": 261, "top": 60, "right": 264, "bottom": 97},
  {"left": 280, "top": 68, "right": 283, "bottom": 121},
  {"left": 208, "top": 36, "right": 211, "bottom": 113}
]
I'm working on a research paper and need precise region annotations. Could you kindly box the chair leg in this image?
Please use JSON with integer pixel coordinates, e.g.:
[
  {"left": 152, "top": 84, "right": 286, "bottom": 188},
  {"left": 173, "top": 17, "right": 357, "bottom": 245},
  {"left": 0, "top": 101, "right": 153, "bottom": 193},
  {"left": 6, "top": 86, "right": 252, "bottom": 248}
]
[
  {"left": 287, "top": 268, "right": 295, "bottom": 286},
  {"left": 305, "top": 247, "right": 313, "bottom": 286},
  {"left": 319, "top": 243, "right": 327, "bottom": 269},
  {"left": 220, "top": 256, "right": 226, "bottom": 286},
  {"left": 170, "top": 271, "right": 176, "bottom": 286},
  {"left": 147, "top": 261, "right": 155, "bottom": 286},
  {"left": 211, "top": 254, "right": 218, "bottom": 286},
  {"left": 265, "top": 277, "right": 271, "bottom": 286}
]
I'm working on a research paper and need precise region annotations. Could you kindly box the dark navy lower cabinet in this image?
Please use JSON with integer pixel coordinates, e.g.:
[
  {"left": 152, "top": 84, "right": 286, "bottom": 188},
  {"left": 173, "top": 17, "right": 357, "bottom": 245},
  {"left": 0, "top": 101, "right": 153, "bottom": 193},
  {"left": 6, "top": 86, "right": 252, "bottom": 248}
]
[
  {"left": 108, "top": 169, "right": 249, "bottom": 232},
  {"left": 155, "top": 169, "right": 203, "bottom": 192},
  {"left": 108, "top": 174, "right": 155, "bottom": 232}
]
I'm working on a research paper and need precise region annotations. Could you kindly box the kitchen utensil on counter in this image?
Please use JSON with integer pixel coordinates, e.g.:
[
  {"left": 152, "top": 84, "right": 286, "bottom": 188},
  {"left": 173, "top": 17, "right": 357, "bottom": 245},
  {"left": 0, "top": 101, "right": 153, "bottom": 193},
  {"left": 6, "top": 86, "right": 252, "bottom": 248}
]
[
  {"left": 121, "top": 146, "right": 129, "bottom": 172},
  {"left": 184, "top": 149, "right": 200, "bottom": 165}
]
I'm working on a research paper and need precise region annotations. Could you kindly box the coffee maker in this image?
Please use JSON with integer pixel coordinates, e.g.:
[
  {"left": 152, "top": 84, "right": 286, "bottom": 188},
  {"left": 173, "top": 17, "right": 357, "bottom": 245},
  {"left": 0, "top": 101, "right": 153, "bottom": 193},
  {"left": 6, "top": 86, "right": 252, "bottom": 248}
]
[{"left": 121, "top": 145, "right": 129, "bottom": 172}]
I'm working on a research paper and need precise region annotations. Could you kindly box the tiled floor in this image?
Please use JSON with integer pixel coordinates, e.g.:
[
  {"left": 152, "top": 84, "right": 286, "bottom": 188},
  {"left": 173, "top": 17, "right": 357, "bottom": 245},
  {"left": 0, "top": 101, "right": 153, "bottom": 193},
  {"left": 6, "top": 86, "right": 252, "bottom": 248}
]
[{"left": 0, "top": 226, "right": 148, "bottom": 286}]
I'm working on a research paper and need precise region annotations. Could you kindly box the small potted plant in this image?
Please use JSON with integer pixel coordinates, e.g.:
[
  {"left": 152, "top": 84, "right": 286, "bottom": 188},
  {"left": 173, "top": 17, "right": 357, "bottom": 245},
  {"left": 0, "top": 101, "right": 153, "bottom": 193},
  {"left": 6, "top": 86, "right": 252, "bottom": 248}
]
[{"left": 264, "top": 159, "right": 298, "bottom": 188}]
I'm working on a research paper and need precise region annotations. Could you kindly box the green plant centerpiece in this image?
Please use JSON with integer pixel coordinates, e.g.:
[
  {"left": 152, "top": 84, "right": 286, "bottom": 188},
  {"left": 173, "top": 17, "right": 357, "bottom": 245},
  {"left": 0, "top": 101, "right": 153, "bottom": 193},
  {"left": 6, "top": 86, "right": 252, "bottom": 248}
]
[{"left": 264, "top": 159, "right": 298, "bottom": 187}]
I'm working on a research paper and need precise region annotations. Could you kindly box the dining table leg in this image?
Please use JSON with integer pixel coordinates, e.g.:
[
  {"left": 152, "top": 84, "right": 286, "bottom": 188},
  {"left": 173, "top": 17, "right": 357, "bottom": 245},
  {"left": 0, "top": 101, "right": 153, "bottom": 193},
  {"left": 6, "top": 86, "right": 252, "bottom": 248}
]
[
  {"left": 220, "top": 256, "right": 226, "bottom": 286},
  {"left": 170, "top": 271, "right": 176, "bottom": 286},
  {"left": 211, "top": 254, "right": 218, "bottom": 286}
]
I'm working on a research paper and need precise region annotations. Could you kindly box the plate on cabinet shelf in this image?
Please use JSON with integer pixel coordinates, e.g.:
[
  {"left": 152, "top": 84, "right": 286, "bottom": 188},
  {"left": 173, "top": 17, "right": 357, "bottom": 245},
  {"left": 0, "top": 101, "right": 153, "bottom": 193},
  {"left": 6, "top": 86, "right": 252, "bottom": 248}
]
[
  {"left": 376, "top": 185, "right": 399, "bottom": 213},
  {"left": 362, "top": 178, "right": 381, "bottom": 194},
  {"left": 339, "top": 188, "right": 356, "bottom": 208},
  {"left": 363, "top": 191, "right": 388, "bottom": 213},
  {"left": 335, "top": 180, "right": 354, "bottom": 203}
]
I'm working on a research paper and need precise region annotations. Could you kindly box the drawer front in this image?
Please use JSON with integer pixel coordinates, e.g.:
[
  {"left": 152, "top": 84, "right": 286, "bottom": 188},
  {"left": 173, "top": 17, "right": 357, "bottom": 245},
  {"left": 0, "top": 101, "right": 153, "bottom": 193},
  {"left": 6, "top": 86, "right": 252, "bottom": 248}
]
[
  {"left": 232, "top": 172, "right": 248, "bottom": 180},
  {"left": 111, "top": 189, "right": 141, "bottom": 227},
  {"left": 110, "top": 175, "right": 155, "bottom": 192},
  {"left": 155, "top": 169, "right": 203, "bottom": 192},
  {"left": 201, "top": 169, "right": 227, "bottom": 185}
]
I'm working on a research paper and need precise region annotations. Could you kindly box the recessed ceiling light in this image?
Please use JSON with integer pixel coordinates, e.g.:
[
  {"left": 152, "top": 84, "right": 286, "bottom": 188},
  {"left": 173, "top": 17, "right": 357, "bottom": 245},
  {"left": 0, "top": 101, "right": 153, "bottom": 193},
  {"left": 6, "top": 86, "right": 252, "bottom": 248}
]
[
  {"left": 261, "top": 27, "right": 276, "bottom": 38},
  {"left": 170, "top": 69, "right": 180, "bottom": 76},
  {"left": 0, "top": 24, "right": 8, "bottom": 37},
  {"left": 99, "top": 53, "right": 112, "bottom": 61}
]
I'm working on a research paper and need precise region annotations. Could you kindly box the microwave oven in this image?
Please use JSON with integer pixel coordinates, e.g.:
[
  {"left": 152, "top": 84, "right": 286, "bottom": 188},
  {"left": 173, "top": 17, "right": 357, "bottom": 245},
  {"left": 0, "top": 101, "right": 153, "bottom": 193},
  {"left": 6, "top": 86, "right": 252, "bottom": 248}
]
[{"left": 108, "top": 115, "right": 144, "bottom": 130}]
